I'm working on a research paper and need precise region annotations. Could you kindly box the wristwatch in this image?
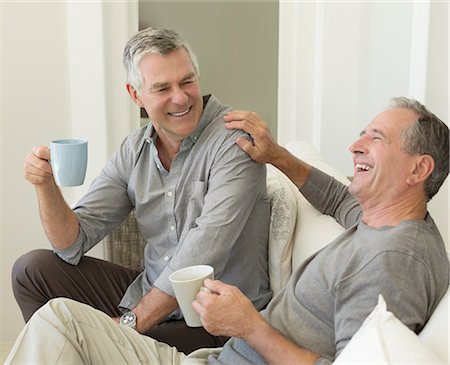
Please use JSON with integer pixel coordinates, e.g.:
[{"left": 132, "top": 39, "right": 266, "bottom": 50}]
[{"left": 119, "top": 311, "right": 137, "bottom": 330}]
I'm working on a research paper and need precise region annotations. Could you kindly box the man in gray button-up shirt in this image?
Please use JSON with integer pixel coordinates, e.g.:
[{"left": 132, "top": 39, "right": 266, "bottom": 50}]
[{"left": 16, "top": 27, "right": 271, "bottom": 353}]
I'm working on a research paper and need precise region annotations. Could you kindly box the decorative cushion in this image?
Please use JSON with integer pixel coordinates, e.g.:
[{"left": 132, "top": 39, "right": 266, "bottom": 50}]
[
  {"left": 334, "top": 295, "right": 445, "bottom": 364},
  {"left": 418, "top": 251, "right": 450, "bottom": 363},
  {"left": 285, "top": 141, "right": 350, "bottom": 269},
  {"left": 266, "top": 165, "right": 299, "bottom": 294}
]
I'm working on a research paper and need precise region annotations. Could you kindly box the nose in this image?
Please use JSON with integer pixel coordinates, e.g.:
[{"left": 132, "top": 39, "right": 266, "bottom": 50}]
[
  {"left": 349, "top": 135, "right": 368, "bottom": 155},
  {"left": 170, "top": 85, "right": 188, "bottom": 105}
]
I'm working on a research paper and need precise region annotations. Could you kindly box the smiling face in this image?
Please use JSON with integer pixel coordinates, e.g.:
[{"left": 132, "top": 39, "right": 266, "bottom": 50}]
[
  {"left": 348, "top": 108, "right": 421, "bottom": 205},
  {"left": 127, "top": 48, "right": 203, "bottom": 146}
]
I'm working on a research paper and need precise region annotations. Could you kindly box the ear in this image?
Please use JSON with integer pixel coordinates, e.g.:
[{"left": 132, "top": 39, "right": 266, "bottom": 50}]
[
  {"left": 126, "top": 84, "right": 144, "bottom": 108},
  {"left": 407, "top": 155, "right": 435, "bottom": 185}
]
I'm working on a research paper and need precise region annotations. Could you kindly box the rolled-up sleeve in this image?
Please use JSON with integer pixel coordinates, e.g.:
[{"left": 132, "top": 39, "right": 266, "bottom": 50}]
[{"left": 53, "top": 134, "right": 138, "bottom": 264}]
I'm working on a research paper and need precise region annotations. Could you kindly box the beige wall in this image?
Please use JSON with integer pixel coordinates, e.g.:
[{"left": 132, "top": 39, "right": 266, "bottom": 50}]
[
  {"left": 139, "top": 0, "right": 279, "bottom": 138},
  {"left": 1, "top": 2, "right": 71, "bottom": 343},
  {"left": 1, "top": 1, "right": 138, "bottom": 343}
]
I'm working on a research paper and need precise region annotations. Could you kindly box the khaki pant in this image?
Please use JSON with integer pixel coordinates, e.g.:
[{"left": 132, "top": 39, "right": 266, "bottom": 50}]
[
  {"left": 5, "top": 298, "right": 222, "bottom": 365},
  {"left": 12, "top": 249, "right": 228, "bottom": 354}
]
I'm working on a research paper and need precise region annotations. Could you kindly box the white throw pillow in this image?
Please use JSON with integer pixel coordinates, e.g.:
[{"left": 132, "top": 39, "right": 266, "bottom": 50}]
[
  {"left": 266, "top": 165, "right": 299, "bottom": 294},
  {"left": 418, "top": 251, "right": 450, "bottom": 363},
  {"left": 285, "top": 141, "right": 349, "bottom": 269},
  {"left": 334, "top": 295, "right": 445, "bottom": 364}
]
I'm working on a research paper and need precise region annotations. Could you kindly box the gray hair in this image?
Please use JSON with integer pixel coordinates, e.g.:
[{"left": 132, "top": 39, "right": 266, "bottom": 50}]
[
  {"left": 391, "top": 97, "right": 449, "bottom": 201},
  {"left": 123, "top": 27, "right": 200, "bottom": 93}
]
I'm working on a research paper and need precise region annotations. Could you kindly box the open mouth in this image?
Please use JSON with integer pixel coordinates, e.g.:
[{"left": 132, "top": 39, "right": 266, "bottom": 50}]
[
  {"left": 168, "top": 106, "right": 192, "bottom": 117},
  {"left": 355, "top": 163, "right": 372, "bottom": 172}
]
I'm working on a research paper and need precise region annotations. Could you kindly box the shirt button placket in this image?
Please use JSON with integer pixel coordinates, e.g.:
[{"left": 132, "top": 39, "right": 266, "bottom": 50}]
[{"left": 167, "top": 189, "right": 177, "bottom": 238}]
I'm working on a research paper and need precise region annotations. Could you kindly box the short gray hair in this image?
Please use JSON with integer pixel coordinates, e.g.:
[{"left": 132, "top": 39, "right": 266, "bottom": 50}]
[
  {"left": 123, "top": 27, "right": 200, "bottom": 93},
  {"left": 391, "top": 97, "right": 449, "bottom": 201}
]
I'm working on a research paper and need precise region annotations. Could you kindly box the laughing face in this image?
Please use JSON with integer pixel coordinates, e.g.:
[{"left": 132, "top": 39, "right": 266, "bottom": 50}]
[
  {"left": 348, "top": 108, "right": 420, "bottom": 205},
  {"left": 127, "top": 48, "right": 203, "bottom": 145}
]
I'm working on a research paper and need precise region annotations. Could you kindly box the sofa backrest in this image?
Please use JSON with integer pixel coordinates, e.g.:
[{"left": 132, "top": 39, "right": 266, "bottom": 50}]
[
  {"left": 266, "top": 141, "right": 351, "bottom": 295},
  {"left": 285, "top": 142, "right": 350, "bottom": 271}
]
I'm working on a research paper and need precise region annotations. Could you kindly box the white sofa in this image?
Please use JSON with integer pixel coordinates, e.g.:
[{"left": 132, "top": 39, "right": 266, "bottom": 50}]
[{"left": 266, "top": 141, "right": 449, "bottom": 364}]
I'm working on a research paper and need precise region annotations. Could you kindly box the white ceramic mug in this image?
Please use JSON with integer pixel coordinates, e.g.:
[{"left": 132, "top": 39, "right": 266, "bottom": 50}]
[
  {"left": 169, "top": 265, "right": 214, "bottom": 327},
  {"left": 50, "top": 139, "right": 88, "bottom": 187}
]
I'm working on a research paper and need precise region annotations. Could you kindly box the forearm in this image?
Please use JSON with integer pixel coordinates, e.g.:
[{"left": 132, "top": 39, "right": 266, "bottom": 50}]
[
  {"left": 35, "top": 182, "right": 79, "bottom": 250},
  {"left": 270, "top": 146, "right": 312, "bottom": 190},
  {"left": 196, "top": 280, "right": 321, "bottom": 364},
  {"left": 245, "top": 318, "right": 320, "bottom": 365},
  {"left": 132, "top": 287, "right": 178, "bottom": 333}
]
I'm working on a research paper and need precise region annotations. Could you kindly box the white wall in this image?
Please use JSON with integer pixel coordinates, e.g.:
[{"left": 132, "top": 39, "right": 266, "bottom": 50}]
[
  {"left": 1, "top": 1, "right": 138, "bottom": 343},
  {"left": 278, "top": 0, "right": 449, "bottom": 247}
]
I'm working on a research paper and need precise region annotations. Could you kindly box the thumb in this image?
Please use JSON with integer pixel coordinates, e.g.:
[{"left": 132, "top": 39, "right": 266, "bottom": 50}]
[{"left": 236, "top": 137, "right": 255, "bottom": 154}]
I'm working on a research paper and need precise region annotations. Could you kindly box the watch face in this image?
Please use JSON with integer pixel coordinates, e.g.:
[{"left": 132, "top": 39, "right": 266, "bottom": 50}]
[{"left": 120, "top": 312, "right": 136, "bottom": 327}]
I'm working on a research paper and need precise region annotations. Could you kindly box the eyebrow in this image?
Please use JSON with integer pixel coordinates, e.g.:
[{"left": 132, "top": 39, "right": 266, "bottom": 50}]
[{"left": 150, "top": 72, "right": 197, "bottom": 91}]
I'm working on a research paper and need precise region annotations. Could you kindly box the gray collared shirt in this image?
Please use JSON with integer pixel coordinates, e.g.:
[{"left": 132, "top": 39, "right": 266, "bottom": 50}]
[{"left": 53, "top": 95, "right": 272, "bottom": 317}]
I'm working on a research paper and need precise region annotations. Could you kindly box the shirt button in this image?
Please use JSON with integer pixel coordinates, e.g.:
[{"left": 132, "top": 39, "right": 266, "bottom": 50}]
[
  {"left": 164, "top": 256, "right": 169, "bottom": 261},
  {"left": 170, "top": 225, "right": 175, "bottom": 231},
  {"left": 167, "top": 191, "right": 173, "bottom": 197}
]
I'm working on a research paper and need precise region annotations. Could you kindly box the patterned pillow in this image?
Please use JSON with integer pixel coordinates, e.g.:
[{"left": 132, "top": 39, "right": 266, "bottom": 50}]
[{"left": 266, "top": 165, "right": 299, "bottom": 295}]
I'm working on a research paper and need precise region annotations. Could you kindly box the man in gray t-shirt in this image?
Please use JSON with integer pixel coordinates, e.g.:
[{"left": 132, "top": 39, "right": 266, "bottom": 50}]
[
  {"left": 6, "top": 99, "right": 449, "bottom": 364},
  {"left": 197, "top": 97, "right": 449, "bottom": 364}
]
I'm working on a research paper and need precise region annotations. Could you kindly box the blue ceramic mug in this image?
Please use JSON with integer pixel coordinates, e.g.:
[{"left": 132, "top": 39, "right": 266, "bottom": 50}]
[{"left": 50, "top": 139, "right": 88, "bottom": 187}]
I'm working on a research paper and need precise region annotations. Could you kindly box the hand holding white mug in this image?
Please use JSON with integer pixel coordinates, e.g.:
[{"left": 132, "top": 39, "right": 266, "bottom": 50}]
[{"left": 193, "top": 279, "right": 265, "bottom": 339}]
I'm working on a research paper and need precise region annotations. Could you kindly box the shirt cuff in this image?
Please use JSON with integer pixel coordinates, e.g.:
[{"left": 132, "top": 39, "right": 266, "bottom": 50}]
[{"left": 153, "top": 266, "right": 176, "bottom": 297}]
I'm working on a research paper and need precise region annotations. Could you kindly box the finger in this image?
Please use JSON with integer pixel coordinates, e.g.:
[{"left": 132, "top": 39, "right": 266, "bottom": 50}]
[
  {"left": 25, "top": 164, "right": 53, "bottom": 179},
  {"left": 192, "top": 299, "right": 202, "bottom": 314},
  {"left": 200, "top": 286, "right": 212, "bottom": 294},
  {"left": 202, "top": 279, "right": 230, "bottom": 294},
  {"left": 24, "top": 169, "right": 54, "bottom": 186},
  {"left": 32, "top": 146, "right": 51, "bottom": 161},
  {"left": 224, "top": 110, "right": 254, "bottom": 122},
  {"left": 224, "top": 112, "right": 261, "bottom": 129},
  {"left": 235, "top": 137, "right": 257, "bottom": 155},
  {"left": 27, "top": 154, "right": 53, "bottom": 175},
  {"left": 224, "top": 120, "right": 262, "bottom": 138}
]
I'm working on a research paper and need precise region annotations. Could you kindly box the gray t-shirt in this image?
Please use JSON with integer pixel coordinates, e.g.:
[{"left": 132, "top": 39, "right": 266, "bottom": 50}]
[
  {"left": 53, "top": 95, "right": 272, "bottom": 316},
  {"left": 212, "top": 168, "right": 449, "bottom": 365}
]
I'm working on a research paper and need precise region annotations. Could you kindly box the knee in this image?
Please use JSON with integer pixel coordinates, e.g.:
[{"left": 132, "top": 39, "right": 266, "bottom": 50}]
[
  {"left": 37, "top": 297, "right": 79, "bottom": 320},
  {"left": 36, "top": 298, "right": 101, "bottom": 329},
  {"left": 29, "top": 298, "right": 86, "bottom": 332},
  {"left": 12, "top": 249, "right": 57, "bottom": 286}
]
